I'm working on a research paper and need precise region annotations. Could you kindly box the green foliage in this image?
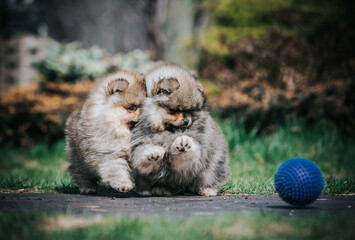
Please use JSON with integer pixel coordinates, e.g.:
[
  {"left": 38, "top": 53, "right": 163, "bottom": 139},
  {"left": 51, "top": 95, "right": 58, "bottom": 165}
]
[
  {"left": 33, "top": 41, "right": 160, "bottom": 82},
  {"left": 111, "top": 49, "right": 161, "bottom": 74},
  {"left": 212, "top": 0, "right": 290, "bottom": 27},
  {"left": 1, "top": 1, "right": 42, "bottom": 37},
  {"left": 1, "top": 211, "right": 355, "bottom": 240},
  {"left": 292, "top": 0, "right": 355, "bottom": 25},
  {"left": 33, "top": 40, "right": 109, "bottom": 82},
  {"left": 201, "top": 0, "right": 355, "bottom": 55},
  {"left": 291, "top": 0, "right": 355, "bottom": 40},
  {"left": 201, "top": 0, "right": 292, "bottom": 55},
  {"left": 200, "top": 78, "right": 222, "bottom": 96}
]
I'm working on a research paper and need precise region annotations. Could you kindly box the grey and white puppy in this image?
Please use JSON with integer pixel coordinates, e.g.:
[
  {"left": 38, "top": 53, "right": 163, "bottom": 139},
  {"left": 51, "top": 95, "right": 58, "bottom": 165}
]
[
  {"left": 65, "top": 71, "right": 146, "bottom": 194},
  {"left": 131, "top": 64, "right": 229, "bottom": 196}
]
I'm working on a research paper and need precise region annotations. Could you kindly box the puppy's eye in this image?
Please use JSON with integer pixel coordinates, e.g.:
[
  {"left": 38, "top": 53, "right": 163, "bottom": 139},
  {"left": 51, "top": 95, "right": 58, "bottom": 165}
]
[
  {"left": 157, "top": 89, "right": 171, "bottom": 95},
  {"left": 127, "top": 105, "right": 137, "bottom": 112},
  {"left": 168, "top": 109, "right": 179, "bottom": 114}
]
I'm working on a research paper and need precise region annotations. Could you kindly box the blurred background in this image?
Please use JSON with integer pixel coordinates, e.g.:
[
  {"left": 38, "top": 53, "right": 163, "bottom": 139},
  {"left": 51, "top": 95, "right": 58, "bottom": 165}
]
[
  {"left": 0, "top": 0, "right": 354, "bottom": 195},
  {"left": 1, "top": 0, "right": 354, "bottom": 147}
]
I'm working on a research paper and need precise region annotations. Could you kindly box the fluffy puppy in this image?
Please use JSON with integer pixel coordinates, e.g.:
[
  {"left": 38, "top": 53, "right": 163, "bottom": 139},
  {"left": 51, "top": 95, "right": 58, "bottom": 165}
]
[
  {"left": 131, "top": 64, "right": 229, "bottom": 196},
  {"left": 65, "top": 71, "right": 146, "bottom": 194}
]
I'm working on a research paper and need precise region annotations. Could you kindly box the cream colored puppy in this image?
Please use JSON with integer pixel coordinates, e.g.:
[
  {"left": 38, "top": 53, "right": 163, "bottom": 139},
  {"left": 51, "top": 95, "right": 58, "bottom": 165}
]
[{"left": 65, "top": 71, "right": 146, "bottom": 194}]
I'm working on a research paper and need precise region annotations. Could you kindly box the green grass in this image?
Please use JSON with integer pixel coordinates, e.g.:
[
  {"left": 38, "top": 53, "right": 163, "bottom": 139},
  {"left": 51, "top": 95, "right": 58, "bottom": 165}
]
[
  {"left": 0, "top": 118, "right": 354, "bottom": 194},
  {"left": 0, "top": 140, "right": 73, "bottom": 192},
  {"left": 1, "top": 211, "right": 355, "bottom": 240},
  {"left": 0, "top": 118, "right": 354, "bottom": 239},
  {"left": 218, "top": 117, "right": 355, "bottom": 194}
]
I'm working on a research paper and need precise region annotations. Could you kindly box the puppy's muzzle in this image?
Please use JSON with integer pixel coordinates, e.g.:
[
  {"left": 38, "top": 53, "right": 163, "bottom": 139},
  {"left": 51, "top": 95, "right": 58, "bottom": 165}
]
[{"left": 183, "top": 118, "right": 190, "bottom": 126}]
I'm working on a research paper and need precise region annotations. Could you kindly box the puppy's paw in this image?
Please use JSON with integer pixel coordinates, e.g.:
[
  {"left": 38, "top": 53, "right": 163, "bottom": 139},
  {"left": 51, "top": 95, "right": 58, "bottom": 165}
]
[
  {"left": 198, "top": 187, "right": 219, "bottom": 196},
  {"left": 105, "top": 178, "right": 134, "bottom": 192},
  {"left": 151, "top": 186, "right": 172, "bottom": 196},
  {"left": 171, "top": 135, "right": 195, "bottom": 153},
  {"left": 116, "top": 180, "right": 134, "bottom": 192},
  {"left": 79, "top": 187, "right": 97, "bottom": 195},
  {"left": 137, "top": 190, "right": 152, "bottom": 197},
  {"left": 134, "top": 145, "right": 165, "bottom": 174},
  {"left": 146, "top": 146, "right": 165, "bottom": 162}
]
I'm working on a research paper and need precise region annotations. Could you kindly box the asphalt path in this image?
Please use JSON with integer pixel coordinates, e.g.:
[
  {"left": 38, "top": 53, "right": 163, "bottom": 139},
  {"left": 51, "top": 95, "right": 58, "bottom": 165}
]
[{"left": 1, "top": 192, "right": 354, "bottom": 217}]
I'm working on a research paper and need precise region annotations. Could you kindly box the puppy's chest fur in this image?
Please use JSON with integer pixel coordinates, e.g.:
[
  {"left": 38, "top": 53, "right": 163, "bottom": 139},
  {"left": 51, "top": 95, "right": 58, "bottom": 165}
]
[{"left": 132, "top": 114, "right": 209, "bottom": 180}]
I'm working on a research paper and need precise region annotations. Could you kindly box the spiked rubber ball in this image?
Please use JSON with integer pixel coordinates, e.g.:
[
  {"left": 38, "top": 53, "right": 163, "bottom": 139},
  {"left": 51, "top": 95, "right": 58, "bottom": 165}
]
[{"left": 274, "top": 158, "right": 324, "bottom": 206}]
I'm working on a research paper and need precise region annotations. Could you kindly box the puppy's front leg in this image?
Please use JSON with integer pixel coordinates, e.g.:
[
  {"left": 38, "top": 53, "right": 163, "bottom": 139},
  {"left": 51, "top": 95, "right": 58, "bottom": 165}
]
[
  {"left": 135, "top": 174, "right": 153, "bottom": 196},
  {"left": 98, "top": 157, "right": 134, "bottom": 192},
  {"left": 169, "top": 135, "right": 201, "bottom": 171},
  {"left": 135, "top": 175, "right": 172, "bottom": 196},
  {"left": 132, "top": 144, "right": 165, "bottom": 175}
]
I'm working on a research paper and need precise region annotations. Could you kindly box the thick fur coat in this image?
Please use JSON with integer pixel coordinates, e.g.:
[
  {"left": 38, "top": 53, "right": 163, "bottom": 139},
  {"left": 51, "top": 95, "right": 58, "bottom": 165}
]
[
  {"left": 131, "top": 64, "right": 230, "bottom": 196},
  {"left": 65, "top": 71, "right": 146, "bottom": 194}
]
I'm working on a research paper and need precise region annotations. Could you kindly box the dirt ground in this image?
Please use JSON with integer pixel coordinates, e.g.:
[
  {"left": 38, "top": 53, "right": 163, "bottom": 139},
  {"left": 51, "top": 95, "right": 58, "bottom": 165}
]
[{"left": 0, "top": 192, "right": 354, "bottom": 217}]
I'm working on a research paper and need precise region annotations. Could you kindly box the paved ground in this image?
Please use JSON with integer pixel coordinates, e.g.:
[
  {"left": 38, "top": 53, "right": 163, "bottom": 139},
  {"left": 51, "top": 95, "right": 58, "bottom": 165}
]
[{"left": 0, "top": 192, "right": 354, "bottom": 217}]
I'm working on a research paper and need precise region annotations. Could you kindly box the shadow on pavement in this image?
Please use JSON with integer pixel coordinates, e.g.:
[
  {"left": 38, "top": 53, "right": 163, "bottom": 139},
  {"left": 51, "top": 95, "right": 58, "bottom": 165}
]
[{"left": 267, "top": 205, "right": 315, "bottom": 210}]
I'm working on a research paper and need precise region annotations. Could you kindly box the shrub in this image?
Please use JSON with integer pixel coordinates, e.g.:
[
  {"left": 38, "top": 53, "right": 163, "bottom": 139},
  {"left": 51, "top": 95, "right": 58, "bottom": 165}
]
[
  {"left": 0, "top": 81, "right": 95, "bottom": 147},
  {"left": 33, "top": 40, "right": 109, "bottom": 82},
  {"left": 33, "top": 40, "right": 160, "bottom": 83}
]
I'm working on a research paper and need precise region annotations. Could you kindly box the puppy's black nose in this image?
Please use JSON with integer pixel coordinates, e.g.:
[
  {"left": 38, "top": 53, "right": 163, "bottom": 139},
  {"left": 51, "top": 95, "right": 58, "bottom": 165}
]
[{"left": 183, "top": 119, "right": 189, "bottom": 126}]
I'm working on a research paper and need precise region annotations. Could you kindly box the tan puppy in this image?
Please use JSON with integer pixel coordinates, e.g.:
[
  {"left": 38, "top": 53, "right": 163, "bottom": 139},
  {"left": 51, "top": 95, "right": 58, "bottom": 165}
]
[
  {"left": 131, "top": 64, "right": 230, "bottom": 196},
  {"left": 65, "top": 71, "right": 146, "bottom": 194}
]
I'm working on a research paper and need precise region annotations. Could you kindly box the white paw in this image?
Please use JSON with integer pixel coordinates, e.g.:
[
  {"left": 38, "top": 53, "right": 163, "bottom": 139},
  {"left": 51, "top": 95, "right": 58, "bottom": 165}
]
[
  {"left": 107, "top": 178, "right": 134, "bottom": 192},
  {"left": 133, "top": 145, "right": 165, "bottom": 174},
  {"left": 146, "top": 146, "right": 165, "bottom": 162},
  {"left": 151, "top": 186, "right": 172, "bottom": 196},
  {"left": 171, "top": 135, "right": 195, "bottom": 153},
  {"left": 199, "top": 187, "right": 219, "bottom": 196}
]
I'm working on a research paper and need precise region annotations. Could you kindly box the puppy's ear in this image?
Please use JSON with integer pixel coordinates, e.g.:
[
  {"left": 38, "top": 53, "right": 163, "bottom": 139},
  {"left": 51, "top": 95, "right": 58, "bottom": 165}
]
[
  {"left": 192, "top": 74, "right": 203, "bottom": 92},
  {"left": 106, "top": 78, "right": 129, "bottom": 95},
  {"left": 139, "top": 73, "right": 145, "bottom": 80},
  {"left": 139, "top": 74, "right": 147, "bottom": 90},
  {"left": 152, "top": 77, "right": 180, "bottom": 96}
]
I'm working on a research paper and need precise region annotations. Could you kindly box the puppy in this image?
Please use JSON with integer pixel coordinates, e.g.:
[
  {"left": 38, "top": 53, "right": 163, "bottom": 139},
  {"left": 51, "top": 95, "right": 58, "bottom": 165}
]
[
  {"left": 131, "top": 63, "right": 230, "bottom": 196},
  {"left": 65, "top": 71, "right": 146, "bottom": 194}
]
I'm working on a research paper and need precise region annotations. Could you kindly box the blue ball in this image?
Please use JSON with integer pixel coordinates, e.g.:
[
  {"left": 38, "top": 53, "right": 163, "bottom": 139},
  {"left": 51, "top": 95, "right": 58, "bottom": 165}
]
[{"left": 274, "top": 158, "right": 324, "bottom": 206}]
